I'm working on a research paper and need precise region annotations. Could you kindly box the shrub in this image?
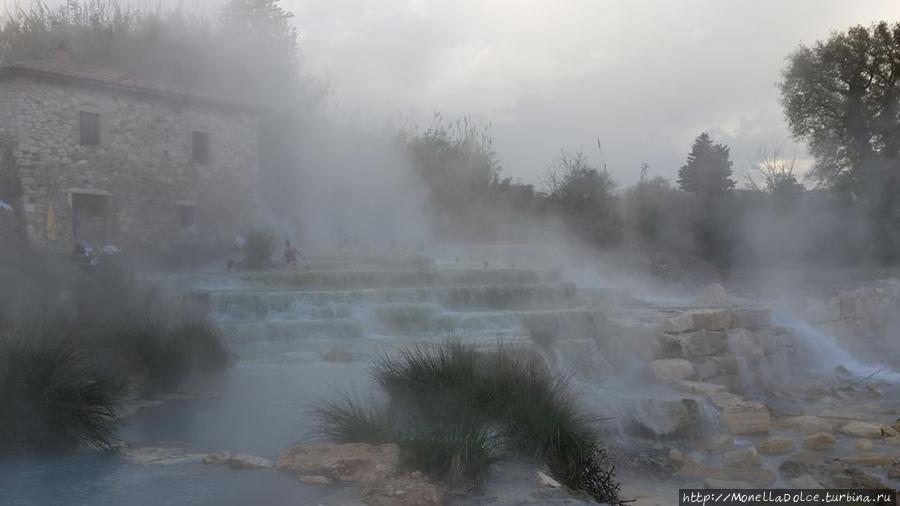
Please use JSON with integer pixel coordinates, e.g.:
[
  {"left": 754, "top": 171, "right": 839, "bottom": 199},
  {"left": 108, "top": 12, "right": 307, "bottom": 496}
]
[
  {"left": 241, "top": 228, "right": 276, "bottom": 269},
  {"left": 0, "top": 322, "right": 121, "bottom": 452},
  {"left": 316, "top": 342, "right": 621, "bottom": 503}
]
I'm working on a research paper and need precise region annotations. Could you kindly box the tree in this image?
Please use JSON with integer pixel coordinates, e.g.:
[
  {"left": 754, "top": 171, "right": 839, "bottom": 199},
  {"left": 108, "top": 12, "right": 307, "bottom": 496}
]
[
  {"left": 780, "top": 22, "right": 900, "bottom": 260},
  {"left": 544, "top": 149, "right": 622, "bottom": 246},
  {"left": 745, "top": 145, "right": 805, "bottom": 209},
  {"left": 677, "top": 133, "right": 736, "bottom": 197}
]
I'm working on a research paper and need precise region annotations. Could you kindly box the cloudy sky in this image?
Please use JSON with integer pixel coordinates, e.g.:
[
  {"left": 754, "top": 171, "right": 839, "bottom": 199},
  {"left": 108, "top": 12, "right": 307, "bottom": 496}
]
[
  {"left": 9, "top": 0, "right": 900, "bottom": 186},
  {"left": 286, "top": 0, "right": 900, "bottom": 186}
]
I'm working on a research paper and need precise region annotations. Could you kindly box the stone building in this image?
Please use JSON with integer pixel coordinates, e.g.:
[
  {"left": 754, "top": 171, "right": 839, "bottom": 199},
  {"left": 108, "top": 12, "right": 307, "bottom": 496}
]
[{"left": 0, "top": 59, "right": 260, "bottom": 250}]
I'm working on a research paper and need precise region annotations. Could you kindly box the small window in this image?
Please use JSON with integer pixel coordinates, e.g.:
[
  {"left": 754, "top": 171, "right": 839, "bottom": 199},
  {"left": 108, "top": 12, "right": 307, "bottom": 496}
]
[
  {"left": 178, "top": 203, "right": 196, "bottom": 231},
  {"left": 192, "top": 131, "right": 209, "bottom": 164},
  {"left": 79, "top": 111, "right": 100, "bottom": 146}
]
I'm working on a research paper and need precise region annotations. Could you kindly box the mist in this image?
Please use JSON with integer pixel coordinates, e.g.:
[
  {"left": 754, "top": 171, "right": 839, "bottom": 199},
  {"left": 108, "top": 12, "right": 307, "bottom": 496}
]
[{"left": 3, "top": 1, "right": 900, "bottom": 505}]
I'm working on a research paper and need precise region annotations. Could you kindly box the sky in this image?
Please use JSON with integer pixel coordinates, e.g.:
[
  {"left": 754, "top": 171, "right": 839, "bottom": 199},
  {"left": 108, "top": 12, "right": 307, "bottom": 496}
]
[
  {"left": 286, "top": 0, "right": 900, "bottom": 187},
  {"left": 8, "top": 0, "right": 900, "bottom": 186}
]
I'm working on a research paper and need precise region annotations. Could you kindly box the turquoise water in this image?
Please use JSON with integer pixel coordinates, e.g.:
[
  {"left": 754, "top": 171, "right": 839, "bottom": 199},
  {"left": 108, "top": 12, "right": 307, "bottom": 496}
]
[{"left": 0, "top": 344, "right": 373, "bottom": 506}]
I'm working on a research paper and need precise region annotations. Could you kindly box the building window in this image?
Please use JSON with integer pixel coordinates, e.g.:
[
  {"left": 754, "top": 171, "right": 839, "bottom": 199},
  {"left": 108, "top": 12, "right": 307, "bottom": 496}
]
[
  {"left": 79, "top": 111, "right": 100, "bottom": 146},
  {"left": 192, "top": 131, "right": 209, "bottom": 164},
  {"left": 178, "top": 203, "right": 197, "bottom": 231}
]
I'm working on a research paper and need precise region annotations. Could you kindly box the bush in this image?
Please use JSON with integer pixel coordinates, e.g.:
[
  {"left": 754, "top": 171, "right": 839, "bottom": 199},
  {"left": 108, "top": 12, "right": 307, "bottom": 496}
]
[
  {"left": 241, "top": 228, "right": 276, "bottom": 269},
  {"left": 0, "top": 322, "right": 121, "bottom": 452},
  {"left": 315, "top": 342, "right": 621, "bottom": 503}
]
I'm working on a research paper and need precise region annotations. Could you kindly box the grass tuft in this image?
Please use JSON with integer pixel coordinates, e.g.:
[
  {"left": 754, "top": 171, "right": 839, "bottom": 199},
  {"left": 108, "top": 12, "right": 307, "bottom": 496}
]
[
  {"left": 316, "top": 341, "right": 622, "bottom": 503},
  {"left": 0, "top": 321, "right": 122, "bottom": 452}
]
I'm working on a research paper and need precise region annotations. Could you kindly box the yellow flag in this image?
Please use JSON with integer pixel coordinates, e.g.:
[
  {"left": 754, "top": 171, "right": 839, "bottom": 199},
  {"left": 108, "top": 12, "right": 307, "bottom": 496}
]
[{"left": 46, "top": 202, "right": 58, "bottom": 240}]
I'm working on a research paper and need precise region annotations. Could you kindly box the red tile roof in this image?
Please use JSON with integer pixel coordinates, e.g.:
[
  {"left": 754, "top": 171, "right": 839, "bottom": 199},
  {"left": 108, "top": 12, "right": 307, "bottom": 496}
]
[{"left": 1, "top": 60, "right": 259, "bottom": 112}]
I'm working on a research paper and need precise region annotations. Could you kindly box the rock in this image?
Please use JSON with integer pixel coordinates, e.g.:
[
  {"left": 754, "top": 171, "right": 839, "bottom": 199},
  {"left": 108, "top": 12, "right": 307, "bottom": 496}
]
[
  {"left": 854, "top": 439, "right": 875, "bottom": 451},
  {"left": 831, "top": 468, "right": 887, "bottom": 489},
  {"left": 202, "top": 451, "right": 274, "bottom": 469},
  {"left": 727, "top": 467, "right": 776, "bottom": 486},
  {"left": 277, "top": 443, "right": 400, "bottom": 484},
  {"left": 725, "top": 329, "right": 762, "bottom": 358},
  {"left": 888, "top": 465, "right": 900, "bottom": 480},
  {"left": 835, "top": 454, "right": 900, "bottom": 467},
  {"left": 697, "top": 283, "right": 730, "bottom": 305},
  {"left": 839, "top": 421, "right": 899, "bottom": 439},
  {"left": 362, "top": 473, "right": 444, "bottom": 506},
  {"left": 121, "top": 445, "right": 207, "bottom": 466},
  {"left": 692, "top": 310, "right": 732, "bottom": 331},
  {"left": 693, "top": 360, "right": 720, "bottom": 380},
  {"left": 676, "top": 380, "right": 726, "bottom": 397},
  {"left": 709, "top": 356, "right": 740, "bottom": 376},
  {"left": 775, "top": 415, "right": 833, "bottom": 435},
  {"left": 299, "top": 475, "right": 332, "bottom": 485},
  {"left": 536, "top": 471, "right": 562, "bottom": 488},
  {"left": 669, "top": 448, "right": 694, "bottom": 468},
  {"left": 666, "top": 312, "right": 696, "bottom": 334},
  {"left": 723, "top": 447, "right": 761, "bottom": 469},
  {"left": 693, "top": 435, "right": 735, "bottom": 454},
  {"left": 649, "top": 359, "right": 695, "bottom": 383},
  {"left": 789, "top": 474, "right": 822, "bottom": 489},
  {"left": 720, "top": 400, "right": 771, "bottom": 435},
  {"left": 756, "top": 437, "right": 796, "bottom": 455},
  {"left": 704, "top": 478, "right": 751, "bottom": 489},
  {"left": 731, "top": 308, "right": 772, "bottom": 329},
  {"left": 778, "top": 459, "right": 809, "bottom": 480},
  {"left": 803, "top": 432, "right": 836, "bottom": 451},
  {"left": 676, "top": 330, "right": 727, "bottom": 357},
  {"left": 625, "top": 398, "right": 700, "bottom": 438}
]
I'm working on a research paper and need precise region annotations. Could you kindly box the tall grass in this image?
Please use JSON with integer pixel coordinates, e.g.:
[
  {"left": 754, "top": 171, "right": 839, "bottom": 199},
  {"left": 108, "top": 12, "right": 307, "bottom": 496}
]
[
  {"left": 0, "top": 247, "right": 232, "bottom": 452},
  {"left": 314, "top": 342, "right": 621, "bottom": 503},
  {"left": 0, "top": 323, "right": 121, "bottom": 451}
]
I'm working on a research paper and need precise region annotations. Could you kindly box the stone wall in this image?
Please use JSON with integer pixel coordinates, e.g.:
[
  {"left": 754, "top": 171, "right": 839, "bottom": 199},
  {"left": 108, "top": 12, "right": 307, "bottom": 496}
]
[{"left": 0, "top": 74, "right": 258, "bottom": 250}]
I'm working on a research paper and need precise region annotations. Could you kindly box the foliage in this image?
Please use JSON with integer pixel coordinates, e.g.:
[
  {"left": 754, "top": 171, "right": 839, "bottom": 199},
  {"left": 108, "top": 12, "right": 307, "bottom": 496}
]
[
  {"left": 316, "top": 342, "right": 621, "bottom": 503},
  {"left": 745, "top": 146, "right": 805, "bottom": 209},
  {"left": 241, "top": 228, "right": 276, "bottom": 269},
  {"left": 0, "top": 321, "right": 121, "bottom": 452},
  {"left": 677, "top": 133, "right": 736, "bottom": 197},
  {"left": 780, "top": 21, "right": 900, "bottom": 260},
  {"left": 544, "top": 149, "right": 623, "bottom": 247}
]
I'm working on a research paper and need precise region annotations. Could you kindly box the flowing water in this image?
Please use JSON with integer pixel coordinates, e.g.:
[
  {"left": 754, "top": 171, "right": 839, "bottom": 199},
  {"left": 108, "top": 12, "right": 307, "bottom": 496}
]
[{"left": 5, "top": 246, "right": 898, "bottom": 504}]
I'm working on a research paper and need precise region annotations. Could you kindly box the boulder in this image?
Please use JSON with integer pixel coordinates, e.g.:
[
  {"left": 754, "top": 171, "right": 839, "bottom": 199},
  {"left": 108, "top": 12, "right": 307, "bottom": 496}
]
[
  {"left": 839, "top": 421, "right": 899, "bottom": 439},
  {"left": 697, "top": 283, "right": 730, "bottom": 304},
  {"left": 677, "top": 330, "right": 727, "bottom": 357},
  {"left": 277, "top": 443, "right": 400, "bottom": 483},
  {"left": 676, "top": 380, "right": 726, "bottom": 397},
  {"left": 669, "top": 448, "right": 694, "bottom": 468},
  {"left": 676, "top": 463, "right": 729, "bottom": 481},
  {"left": 535, "top": 471, "right": 562, "bottom": 488},
  {"left": 692, "top": 435, "right": 735, "bottom": 454},
  {"left": 778, "top": 459, "right": 809, "bottom": 480},
  {"left": 692, "top": 310, "right": 732, "bottom": 331},
  {"left": 709, "top": 356, "right": 740, "bottom": 376},
  {"left": 202, "top": 451, "right": 274, "bottom": 469},
  {"left": 756, "top": 437, "right": 796, "bottom": 455},
  {"left": 649, "top": 359, "right": 695, "bottom": 383},
  {"left": 731, "top": 308, "right": 772, "bottom": 329},
  {"left": 666, "top": 312, "right": 696, "bottom": 334},
  {"left": 719, "top": 399, "right": 771, "bottom": 435},
  {"left": 835, "top": 454, "right": 900, "bottom": 467},
  {"left": 831, "top": 468, "right": 888, "bottom": 489},
  {"left": 723, "top": 447, "right": 761, "bottom": 469},
  {"left": 625, "top": 398, "right": 701, "bottom": 438},
  {"left": 789, "top": 474, "right": 823, "bottom": 489},
  {"left": 854, "top": 439, "right": 875, "bottom": 451},
  {"left": 775, "top": 415, "right": 833, "bottom": 435},
  {"left": 888, "top": 465, "right": 900, "bottom": 480},
  {"left": 362, "top": 473, "right": 444, "bottom": 506},
  {"left": 803, "top": 432, "right": 836, "bottom": 451}
]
